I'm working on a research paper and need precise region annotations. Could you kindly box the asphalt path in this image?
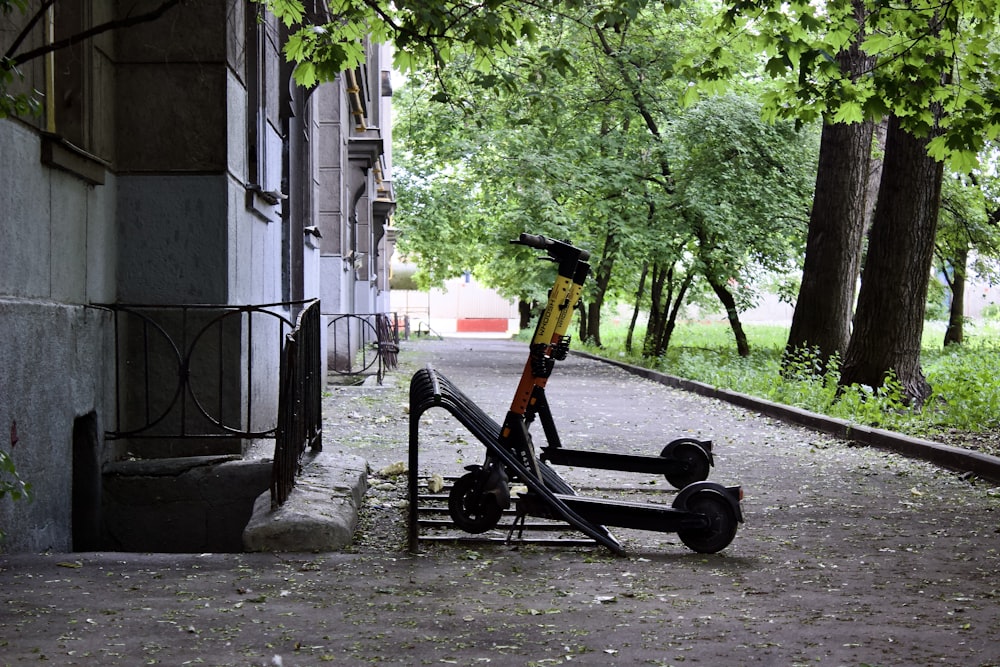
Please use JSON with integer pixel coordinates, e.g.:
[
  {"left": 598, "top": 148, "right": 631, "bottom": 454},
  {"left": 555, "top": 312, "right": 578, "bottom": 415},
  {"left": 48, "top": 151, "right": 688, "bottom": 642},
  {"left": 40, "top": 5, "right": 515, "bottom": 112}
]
[{"left": 2, "top": 336, "right": 999, "bottom": 666}]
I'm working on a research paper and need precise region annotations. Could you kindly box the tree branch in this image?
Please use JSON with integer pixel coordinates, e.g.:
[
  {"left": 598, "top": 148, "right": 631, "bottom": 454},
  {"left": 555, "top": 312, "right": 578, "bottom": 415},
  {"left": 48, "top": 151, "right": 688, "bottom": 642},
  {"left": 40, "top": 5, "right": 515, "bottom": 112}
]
[
  {"left": 3, "top": 0, "right": 56, "bottom": 62},
  {"left": 7, "top": 0, "right": 186, "bottom": 69}
]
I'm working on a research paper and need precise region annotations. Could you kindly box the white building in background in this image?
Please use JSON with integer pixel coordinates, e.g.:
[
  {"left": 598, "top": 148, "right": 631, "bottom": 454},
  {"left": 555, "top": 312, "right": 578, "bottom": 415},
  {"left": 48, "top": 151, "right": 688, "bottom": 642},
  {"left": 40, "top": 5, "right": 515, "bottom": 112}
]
[{"left": 391, "top": 268, "right": 519, "bottom": 337}]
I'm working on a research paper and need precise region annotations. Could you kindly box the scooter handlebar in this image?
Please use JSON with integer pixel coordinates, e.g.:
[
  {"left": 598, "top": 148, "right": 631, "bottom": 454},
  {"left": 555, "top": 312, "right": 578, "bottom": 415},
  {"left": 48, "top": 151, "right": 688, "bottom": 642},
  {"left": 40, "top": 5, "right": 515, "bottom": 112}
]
[{"left": 511, "top": 233, "right": 590, "bottom": 262}]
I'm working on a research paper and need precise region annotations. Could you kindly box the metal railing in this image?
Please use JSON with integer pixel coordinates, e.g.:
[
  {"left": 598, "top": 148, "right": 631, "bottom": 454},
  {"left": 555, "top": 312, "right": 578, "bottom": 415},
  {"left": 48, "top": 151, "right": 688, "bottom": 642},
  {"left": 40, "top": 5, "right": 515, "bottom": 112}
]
[
  {"left": 326, "top": 312, "right": 399, "bottom": 383},
  {"left": 99, "top": 301, "right": 317, "bottom": 443},
  {"left": 272, "top": 300, "right": 323, "bottom": 506}
]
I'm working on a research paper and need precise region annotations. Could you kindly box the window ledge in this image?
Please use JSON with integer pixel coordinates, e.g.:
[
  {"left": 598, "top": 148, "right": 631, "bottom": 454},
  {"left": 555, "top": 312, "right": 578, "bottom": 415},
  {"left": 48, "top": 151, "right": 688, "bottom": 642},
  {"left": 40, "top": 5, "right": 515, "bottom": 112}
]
[
  {"left": 304, "top": 226, "right": 322, "bottom": 250},
  {"left": 245, "top": 184, "right": 283, "bottom": 221},
  {"left": 40, "top": 133, "right": 108, "bottom": 185}
]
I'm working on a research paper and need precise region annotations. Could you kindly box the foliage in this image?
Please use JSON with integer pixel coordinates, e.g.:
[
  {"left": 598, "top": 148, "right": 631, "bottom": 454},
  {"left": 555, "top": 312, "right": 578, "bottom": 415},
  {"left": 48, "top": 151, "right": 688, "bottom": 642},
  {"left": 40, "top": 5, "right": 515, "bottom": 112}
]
[
  {"left": 983, "top": 303, "right": 1000, "bottom": 322},
  {"left": 924, "top": 342, "right": 1000, "bottom": 434},
  {"left": 0, "top": 448, "right": 31, "bottom": 541},
  {"left": 0, "top": 57, "right": 40, "bottom": 118},
  {"left": 580, "top": 320, "right": 1000, "bottom": 442},
  {"left": 924, "top": 276, "right": 949, "bottom": 322},
  {"left": 391, "top": 5, "right": 684, "bottom": 303},
  {"left": 684, "top": 0, "right": 1000, "bottom": 172},
  {"left": 258, "top": 0, "right": 641, "bottom": 86},
  {"left": 392, "top": 2, "right": 820, "bottom": 346},
  {"left": 666, "top": 92, "right": 818, "bottom": 293},
  {"left": 935, "top": 168, "right": 1000, "bottom": 285}
]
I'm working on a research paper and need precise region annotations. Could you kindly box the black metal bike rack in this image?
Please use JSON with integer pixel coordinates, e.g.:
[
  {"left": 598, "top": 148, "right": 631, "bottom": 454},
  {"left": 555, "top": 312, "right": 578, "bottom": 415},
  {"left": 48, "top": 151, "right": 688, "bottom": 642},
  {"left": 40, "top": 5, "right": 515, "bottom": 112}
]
[{"left": 407, "top": 233, "right": 744, "bottom": 555}]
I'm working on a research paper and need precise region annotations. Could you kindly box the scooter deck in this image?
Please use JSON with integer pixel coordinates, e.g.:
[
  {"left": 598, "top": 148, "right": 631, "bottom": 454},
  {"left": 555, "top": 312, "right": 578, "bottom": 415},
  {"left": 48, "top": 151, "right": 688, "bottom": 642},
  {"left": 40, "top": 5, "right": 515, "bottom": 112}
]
[
  {"left": 552, "top": 494, "right": 708, "bottom": 532},
  {"left": 527, "top": 381, "right": 713, "bottom": 477},
  {"left": 542, "top": 448, "right": 691, "bottom": 474}
]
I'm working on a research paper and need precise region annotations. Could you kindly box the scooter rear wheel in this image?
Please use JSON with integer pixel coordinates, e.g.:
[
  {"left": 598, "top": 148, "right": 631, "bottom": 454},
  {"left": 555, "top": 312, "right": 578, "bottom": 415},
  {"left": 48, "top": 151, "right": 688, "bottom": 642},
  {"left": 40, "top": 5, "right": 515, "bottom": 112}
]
[
  {"left": 448, "top": 471, "right": 504, "bottom": 534},
  {"left": 661, "top": 439, "right": 711, "bottom": 489},
  {"left": 676, "top": 489, "right": 739, "bottom": 554}
]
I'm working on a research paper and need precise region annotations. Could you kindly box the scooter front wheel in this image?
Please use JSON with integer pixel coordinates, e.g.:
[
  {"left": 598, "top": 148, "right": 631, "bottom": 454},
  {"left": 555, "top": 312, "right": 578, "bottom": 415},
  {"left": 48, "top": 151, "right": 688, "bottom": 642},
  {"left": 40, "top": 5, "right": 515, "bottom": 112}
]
[
  {"left": 675, "top": 489, "right": 739, "bottom": 554},
  {"left": 661, "top": 439, "right": 711, "bottom": 489},
  {"left": 448, "top": 471, "right": 504, "bottom": 534}
]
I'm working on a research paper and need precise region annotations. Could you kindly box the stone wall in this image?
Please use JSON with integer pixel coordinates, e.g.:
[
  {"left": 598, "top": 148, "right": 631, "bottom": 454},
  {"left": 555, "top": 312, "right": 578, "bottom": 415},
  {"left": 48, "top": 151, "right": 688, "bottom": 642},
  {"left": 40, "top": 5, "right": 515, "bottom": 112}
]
[{"left": 102, "top": 456, "right": 271, "bottom": 553}]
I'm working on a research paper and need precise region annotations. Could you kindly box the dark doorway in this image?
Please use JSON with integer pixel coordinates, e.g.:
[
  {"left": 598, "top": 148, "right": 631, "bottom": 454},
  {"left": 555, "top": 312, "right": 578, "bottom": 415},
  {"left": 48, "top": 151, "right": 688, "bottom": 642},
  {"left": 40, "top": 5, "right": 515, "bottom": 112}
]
[{"left": 72, "top": 412, "right": 102, "bottom": 551}]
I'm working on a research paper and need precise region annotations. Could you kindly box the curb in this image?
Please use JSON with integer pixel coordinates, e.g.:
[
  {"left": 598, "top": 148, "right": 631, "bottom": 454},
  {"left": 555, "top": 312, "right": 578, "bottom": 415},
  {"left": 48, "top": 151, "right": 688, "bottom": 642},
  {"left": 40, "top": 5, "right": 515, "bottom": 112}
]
[
  {"left": 574, "top": 351, "right": 1000, "bottom": 485},
  {"left": 242, "top": 452, "right": 369, "bottom": 552}
]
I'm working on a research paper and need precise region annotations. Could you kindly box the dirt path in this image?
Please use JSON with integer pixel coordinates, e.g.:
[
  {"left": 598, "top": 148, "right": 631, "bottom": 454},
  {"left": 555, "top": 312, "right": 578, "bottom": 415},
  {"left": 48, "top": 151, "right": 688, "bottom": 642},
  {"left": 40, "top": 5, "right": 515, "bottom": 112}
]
[{"left": 2, "top": 336, "right": 999, "bottom": 666}]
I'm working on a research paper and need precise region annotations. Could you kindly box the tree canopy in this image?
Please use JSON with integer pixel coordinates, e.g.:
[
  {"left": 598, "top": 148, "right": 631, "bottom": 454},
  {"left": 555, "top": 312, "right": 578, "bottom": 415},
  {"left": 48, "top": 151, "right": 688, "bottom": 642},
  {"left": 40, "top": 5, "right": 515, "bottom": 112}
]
[
  {"left": 685, "top": 0, "right": 1000, "bottom": 171},
  {"left": 391, "top": 2, "right": 819, "bottom": 349},
  {"left": 261, "top": 0, "right": 645, "bottom": 87},
  {"left": 5, "top": 0, "right": 1000, "bottom": 375}
]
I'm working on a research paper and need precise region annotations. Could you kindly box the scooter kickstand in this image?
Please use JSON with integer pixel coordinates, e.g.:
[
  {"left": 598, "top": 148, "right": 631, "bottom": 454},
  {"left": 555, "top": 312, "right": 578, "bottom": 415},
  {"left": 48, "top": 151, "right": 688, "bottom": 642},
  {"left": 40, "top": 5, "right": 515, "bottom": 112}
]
[{"left": 506, "top": 507, "right": 529, "bottom": 546}]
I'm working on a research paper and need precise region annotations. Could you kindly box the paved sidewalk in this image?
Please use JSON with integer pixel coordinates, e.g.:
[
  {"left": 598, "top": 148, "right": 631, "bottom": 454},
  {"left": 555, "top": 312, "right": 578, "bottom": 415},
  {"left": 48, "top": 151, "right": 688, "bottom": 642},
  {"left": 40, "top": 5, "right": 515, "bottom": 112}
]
[{"left": 2, "top": 336, "right": 1000, "bottom": 666}]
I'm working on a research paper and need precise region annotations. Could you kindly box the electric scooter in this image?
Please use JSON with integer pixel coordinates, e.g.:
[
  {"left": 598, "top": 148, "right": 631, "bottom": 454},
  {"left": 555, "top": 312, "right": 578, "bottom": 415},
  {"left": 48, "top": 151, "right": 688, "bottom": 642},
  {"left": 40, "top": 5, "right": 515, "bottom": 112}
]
[{"left": 407, "top": 233, "right": 743, "bottom": 555}]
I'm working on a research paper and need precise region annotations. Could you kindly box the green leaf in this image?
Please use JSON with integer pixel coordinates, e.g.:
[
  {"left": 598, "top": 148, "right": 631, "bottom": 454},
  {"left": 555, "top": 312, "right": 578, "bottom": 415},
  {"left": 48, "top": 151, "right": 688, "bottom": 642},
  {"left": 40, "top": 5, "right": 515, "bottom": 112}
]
[
  {"left": 862, "top": 95, "right": 891, "bottom": 121},
  {"left": 765, "top": 56, "right": 790, "bottom": 78},
  {"left": 294, "top": 61, "right": 317, "bottom": 87},
  {"left": 831, "top": 101, "right": 864, "bottom": 124},
  {"left": 264, "top": 0, "right": 305, "bottom": 27}
]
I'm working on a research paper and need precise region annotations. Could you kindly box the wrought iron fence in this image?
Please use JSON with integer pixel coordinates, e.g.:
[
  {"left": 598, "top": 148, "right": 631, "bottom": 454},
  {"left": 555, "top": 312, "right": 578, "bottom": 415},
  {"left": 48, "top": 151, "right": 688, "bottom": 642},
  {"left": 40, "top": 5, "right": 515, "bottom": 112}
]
[
  {"left": 326, "top": 312, "right": 399, "bottom": 383},
  {"left": 99, "top": 301, "right": 316, "bottom": 444},
  {"left": 98, "top": 300, "right": 323, "bottom": 505},
  {"left": 272, "top": 300, "right": 323, "bottom": 506}
]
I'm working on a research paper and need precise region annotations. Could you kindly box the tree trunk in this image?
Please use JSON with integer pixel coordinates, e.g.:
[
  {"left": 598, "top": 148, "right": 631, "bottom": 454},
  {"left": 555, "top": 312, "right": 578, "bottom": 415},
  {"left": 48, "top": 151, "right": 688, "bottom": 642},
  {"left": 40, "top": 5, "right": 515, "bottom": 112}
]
[
  {"left": 643, "top": 262, "right": 668, "bottom": 357},
  {"left": 943, "top": 246, "right": 968, "bottom": 347},
  {"left": 706, "top": 274, "right": 750, "bottom": 357},
  {"left": 518, "top": 300, "right": 533, "bottom": 330},
  {"left": 586, "top": 299, "right": 602, "bottom": 346},
  {"left": 641, "top": 261, "right": 693, "bottom": 357},
  {"left": 839, "top": 115, "right": 944, "bottom": 405},
  {"left": 626, "top": 261, "right": 648, "bottom": 354},
  {"left": 585, "top": 230, "right": 620, "bottom": 347},
  {"left": 785, "top": 120, "right": 874, "bottom": 367},
  {"left": 654, "top": 267, "right": 676, "bottom": 356},
  {"left": 785, "top": 0, "right": 876, "bottom": 370},
  {"left": 577, "top": 301, "right": 589, "bottom": 343},
  {"left": 864, "top": 119, "right": 889, "bottom": 230},
  {"left": 657, "top": 271, "right": 694, "bottom": 356}
]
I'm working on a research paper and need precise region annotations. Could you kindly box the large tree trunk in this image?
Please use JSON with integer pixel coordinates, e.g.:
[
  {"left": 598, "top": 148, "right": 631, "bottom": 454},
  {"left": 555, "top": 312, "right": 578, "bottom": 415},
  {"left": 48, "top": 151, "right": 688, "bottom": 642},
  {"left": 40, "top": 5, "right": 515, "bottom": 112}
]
[
  {"left": 706, "top": 274, "right": 750, "bottom": 357},
  {"left": 943, "top": 246, "right": 968, "bottom": 347},
  {"left": 785, "top": 0, "right": 876, "bottom": 370},
  {"left": 839, "top": 115, "right": 944, "bottom": 405},
  {"left": 785, "top": 120, "right": 874, "bottom": 366}
]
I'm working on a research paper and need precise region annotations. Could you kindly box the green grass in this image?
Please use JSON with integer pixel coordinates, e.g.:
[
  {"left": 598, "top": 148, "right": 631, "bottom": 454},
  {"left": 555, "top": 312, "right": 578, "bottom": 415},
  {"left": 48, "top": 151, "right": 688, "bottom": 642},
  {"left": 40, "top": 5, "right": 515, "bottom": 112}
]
[{"left": 577, "top": 320, "right": 1000, "bottom": 448}]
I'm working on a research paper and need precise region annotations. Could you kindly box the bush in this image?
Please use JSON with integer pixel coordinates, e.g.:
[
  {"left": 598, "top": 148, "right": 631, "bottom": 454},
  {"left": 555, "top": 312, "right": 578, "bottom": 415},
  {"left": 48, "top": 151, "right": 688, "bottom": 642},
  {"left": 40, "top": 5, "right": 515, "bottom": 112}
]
[
  {"left": 578, "top": 321, "right": 997, "bottom": 443},
  {"left": 981, "top": 303, "right": 1000, "bottom": 322},
  {"left": 0, "top": 449, "right": 32, "bottom": 541}
]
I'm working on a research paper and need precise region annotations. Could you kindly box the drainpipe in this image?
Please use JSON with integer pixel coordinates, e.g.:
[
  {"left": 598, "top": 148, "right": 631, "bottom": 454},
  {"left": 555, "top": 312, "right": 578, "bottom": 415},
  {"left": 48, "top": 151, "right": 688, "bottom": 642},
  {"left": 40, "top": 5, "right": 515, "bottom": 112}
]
[
  {"left": 279, "top": 35, "right": 304, "bottom": 304},
  {"left": 344, "top": 68, "right": 366, "bottom": 132},
  {"left": 44, "top": 3, "right": 55, "bottom": 132}
]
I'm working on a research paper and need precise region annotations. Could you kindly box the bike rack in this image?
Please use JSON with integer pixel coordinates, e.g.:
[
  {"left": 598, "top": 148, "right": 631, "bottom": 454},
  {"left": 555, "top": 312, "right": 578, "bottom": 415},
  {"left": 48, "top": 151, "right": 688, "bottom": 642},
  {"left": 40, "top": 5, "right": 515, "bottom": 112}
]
[{"left": 407, "top": 233, "right": 744, "bottom": 556}]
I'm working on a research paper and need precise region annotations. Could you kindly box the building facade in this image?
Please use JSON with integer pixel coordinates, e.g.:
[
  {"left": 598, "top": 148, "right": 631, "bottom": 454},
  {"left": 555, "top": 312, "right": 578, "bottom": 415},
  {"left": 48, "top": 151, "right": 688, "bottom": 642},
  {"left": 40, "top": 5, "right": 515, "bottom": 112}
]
[{"left": 0, "top": 1, "right": 394, "bottom": 552}]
